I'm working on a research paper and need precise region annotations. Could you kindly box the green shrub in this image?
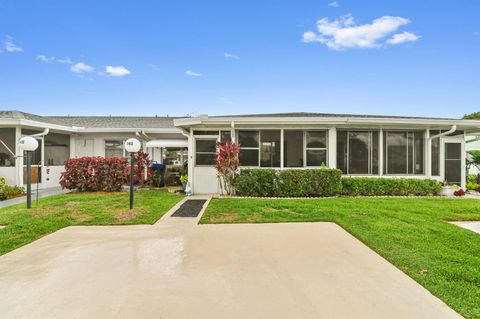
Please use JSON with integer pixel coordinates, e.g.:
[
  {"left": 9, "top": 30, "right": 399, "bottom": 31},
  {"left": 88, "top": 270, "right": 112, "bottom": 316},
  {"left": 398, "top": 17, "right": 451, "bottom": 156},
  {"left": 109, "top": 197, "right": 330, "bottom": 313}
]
[
  {"left": 466, "top": 181, "right": 479, "bottom": 191},
  {"left": 234, "top": 168, "right": 342, "bottom": 197},
  {"left": 342, "top": 177, "right": 442, "bottom": 196},
  {"left": 0, "top": 177, "right": 25, "bottom": 200},
  {"left": 234, "top": 169, "right": 277, "bottom": 197}
]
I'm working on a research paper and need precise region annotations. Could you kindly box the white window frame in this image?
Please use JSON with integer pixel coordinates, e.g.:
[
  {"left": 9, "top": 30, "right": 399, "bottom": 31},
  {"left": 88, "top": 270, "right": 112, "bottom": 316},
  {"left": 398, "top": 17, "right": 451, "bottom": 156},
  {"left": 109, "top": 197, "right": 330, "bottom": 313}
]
[
  {"left": 304, "top": 130, "right": 328, "bottom": 167},
  {"left": 338, "top": 130, "right": 378, "bottom": 175}
]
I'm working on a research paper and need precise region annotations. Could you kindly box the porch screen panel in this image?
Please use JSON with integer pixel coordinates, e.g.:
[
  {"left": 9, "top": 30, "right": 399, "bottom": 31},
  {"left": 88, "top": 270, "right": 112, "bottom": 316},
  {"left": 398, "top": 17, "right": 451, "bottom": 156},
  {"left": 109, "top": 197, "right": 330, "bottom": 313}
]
[
  {"left": 238, "top": 131, "right": 259, "bottom": 166},
  {"left": 349, "top": 132, "right": 370, "bottom": 174},
  {"left": 283, "top": 130, "right": 303, "bottom": 167},
  {"left": 0, "top": 128, "right": 15, "bottom": 167},
  {"left": 384, "top": 131, "right": 424, "bottom": 175},
  {"left": 336, "top": 130, "right": 378, "bottom": 175},
  {"left": 260, "top": 130, "right": 280, "bottom": 167}
]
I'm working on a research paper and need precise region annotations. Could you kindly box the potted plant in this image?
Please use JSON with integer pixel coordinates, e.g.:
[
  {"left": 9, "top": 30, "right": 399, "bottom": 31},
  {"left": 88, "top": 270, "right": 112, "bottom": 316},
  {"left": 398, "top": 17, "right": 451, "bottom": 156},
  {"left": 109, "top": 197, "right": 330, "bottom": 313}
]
[
  {"left": 180, "top": 175, "right": 188, "bottom": 190},
  {"left": 440, "top": 181, "right": 460, "bottom": 196}
]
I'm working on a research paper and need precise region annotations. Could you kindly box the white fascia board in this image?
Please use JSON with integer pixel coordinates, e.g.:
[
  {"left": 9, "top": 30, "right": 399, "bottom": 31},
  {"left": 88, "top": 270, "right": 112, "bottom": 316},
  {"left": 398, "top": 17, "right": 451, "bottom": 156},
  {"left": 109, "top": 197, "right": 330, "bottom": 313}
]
[
  {"left": 0, "top": 118, "right": 79, "bottom": 132},
  {"left": 175, "top": 116, "right": 480, "bottom": 129}
]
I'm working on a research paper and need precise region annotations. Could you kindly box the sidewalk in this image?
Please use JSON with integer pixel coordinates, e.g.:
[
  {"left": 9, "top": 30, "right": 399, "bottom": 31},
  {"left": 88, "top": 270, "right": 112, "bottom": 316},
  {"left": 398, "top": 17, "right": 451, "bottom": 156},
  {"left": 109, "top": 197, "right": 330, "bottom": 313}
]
[{"left": 0, "top": 187, "right": 70, "bottom": 209}]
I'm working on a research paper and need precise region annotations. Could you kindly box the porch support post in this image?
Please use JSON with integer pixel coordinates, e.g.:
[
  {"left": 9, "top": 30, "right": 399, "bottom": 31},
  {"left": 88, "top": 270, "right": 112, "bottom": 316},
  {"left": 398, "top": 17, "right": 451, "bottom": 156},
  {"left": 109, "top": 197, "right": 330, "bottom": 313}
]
[
  {"left": 425, "top": 130, "right": 431, "bottom": 177},
  {"left": 379, "top": 129, "right": 383, "bottom": 176},
  {"left": 280, "top": 129, "right": 284, "bottom": 169},
  {"left": 188, "top": 129, "right": 194, "bottom": 193},
  {"left": 15, "top": 126, "right": 22, "bottom": 187},
  {"left": 328, "top": 127, "right": 336, "bottom": 168}
]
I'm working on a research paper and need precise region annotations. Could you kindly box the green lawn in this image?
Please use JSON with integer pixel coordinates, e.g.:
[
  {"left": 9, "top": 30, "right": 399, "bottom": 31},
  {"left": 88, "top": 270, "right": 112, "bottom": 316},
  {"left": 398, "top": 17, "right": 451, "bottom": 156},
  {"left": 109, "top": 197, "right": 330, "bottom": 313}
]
[
  {"left": 201, "top": 197, "right": 480, "bottom": 319},
  {"left": 0, "top": 189, "right": 183, "bottom": 256}
]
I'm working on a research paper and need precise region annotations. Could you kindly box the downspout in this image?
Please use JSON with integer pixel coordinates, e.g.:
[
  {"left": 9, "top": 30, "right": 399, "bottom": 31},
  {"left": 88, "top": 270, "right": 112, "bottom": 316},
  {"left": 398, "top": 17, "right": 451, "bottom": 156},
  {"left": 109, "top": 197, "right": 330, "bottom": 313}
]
[
  {"left": 30, "top": 128, "right": 49, "bottom": 138},
  {"left": 428, "top": 125, "right": 456, "bottom": 141},
  {"left": 427, "top": 125, "right": 456, "bottom": 178}
]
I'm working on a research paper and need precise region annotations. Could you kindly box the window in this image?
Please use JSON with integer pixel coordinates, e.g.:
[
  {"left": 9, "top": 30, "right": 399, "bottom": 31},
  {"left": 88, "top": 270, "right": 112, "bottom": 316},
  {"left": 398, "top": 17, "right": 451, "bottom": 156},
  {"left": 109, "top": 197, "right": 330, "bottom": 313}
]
[
  {"left": 384, "top": 131, "right": 424, "bottom": 175},
  {"left": 444, "top": 142, "right": 462, "bottom": 185},
  {"left": 337, "top": 130, "right": 378, "bottom": 174},
  {"left": 45, "top": 133, "right": 70, "bottom": 165},
  {"left": 195, "top": 139, "right": 216, "bottom": 165},
  {"left": 283, "top": 130, "right": 303, "bottom": 167},
  {"left": 260, "top": 130, "right": 280, "bottom": 167},
  {"left": 306, "top": 131, "right": 327, "bottom": 166},
  {"left": 0, "top": 128, "right": 15, "bottom": 167},
  {"left": 238, "top": 131, "right": 259, "bottom": 166},
  {"left": 105, "top": 140, "right": 124, "bottom": 158}
]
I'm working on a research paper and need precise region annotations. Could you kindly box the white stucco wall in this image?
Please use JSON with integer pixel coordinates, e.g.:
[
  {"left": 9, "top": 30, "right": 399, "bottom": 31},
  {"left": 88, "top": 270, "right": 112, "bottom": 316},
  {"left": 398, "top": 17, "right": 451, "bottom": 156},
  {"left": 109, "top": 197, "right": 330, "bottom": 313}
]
[
  {"left": 0, "top": 167, "right": 16, "bottom": 185},
  {"left": 41, "top": 165, "right": 64, "bottom": 188},
  {"left": 192, "top": 166, "right": 219, "bottom": 194}
]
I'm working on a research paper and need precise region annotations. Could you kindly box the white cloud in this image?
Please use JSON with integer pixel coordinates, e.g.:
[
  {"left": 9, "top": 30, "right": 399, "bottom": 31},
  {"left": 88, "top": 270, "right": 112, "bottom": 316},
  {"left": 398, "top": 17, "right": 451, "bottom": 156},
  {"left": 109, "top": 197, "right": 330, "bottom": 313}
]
[
  {"left": 328, "top": 1, "right": 340, "bottom": 7},
  {"left": 2, "top": 40, "right": 22, "bottom": 52},
  {"left": 302, "top": 14, "right": 420, "bottom": 50},
  {"left": 224, "top": 52, "right": 239, "bottom": 59},
  {"left": 386, "top": 31, "right": 420, "bottom": 45},
  {"left": 56, "top": 57, "right": 73, "bottom": 64},
  {"left": 104, "top": 65, "right": 131, "bottom": 77},
  {"left": 185, "top": 70, "right": 203, "bottom": 77},
  {"left": 70, "top": 62, "right": 94, "bottom": 73},
  {"left": 36, "top": 55, "right": 55, "bottom": 63}
]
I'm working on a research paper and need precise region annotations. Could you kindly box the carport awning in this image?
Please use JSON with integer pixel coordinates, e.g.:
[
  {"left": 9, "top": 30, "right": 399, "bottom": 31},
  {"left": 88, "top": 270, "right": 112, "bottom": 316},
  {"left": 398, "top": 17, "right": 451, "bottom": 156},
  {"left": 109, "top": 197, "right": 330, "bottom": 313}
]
[{"left": 145, "top": 139, "right": 188, "bottom": 148}]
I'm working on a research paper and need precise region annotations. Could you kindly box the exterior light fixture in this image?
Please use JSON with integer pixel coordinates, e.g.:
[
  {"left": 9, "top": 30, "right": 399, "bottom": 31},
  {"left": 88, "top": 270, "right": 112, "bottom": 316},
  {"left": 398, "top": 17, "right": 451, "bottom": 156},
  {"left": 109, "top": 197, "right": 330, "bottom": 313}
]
[
  {"left": 124, "top": 138, "right": 141, "bottom": 209},
  {"left": 19, "top": 136, "right": 39, "bottom": 209}
]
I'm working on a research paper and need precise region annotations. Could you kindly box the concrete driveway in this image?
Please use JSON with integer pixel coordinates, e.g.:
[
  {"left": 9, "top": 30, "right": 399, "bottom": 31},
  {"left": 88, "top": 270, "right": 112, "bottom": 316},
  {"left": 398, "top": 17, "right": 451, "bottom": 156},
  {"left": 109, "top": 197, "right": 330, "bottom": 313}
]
[{"left": 0, "top": 221, "right": 462, "bottom": 319}]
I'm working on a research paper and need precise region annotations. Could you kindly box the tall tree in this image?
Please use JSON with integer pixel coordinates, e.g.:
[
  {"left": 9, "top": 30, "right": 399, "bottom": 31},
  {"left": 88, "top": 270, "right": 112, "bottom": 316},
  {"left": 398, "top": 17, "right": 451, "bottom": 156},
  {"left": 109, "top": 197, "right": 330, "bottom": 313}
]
[{"left": 463, "top": 112, "right": 480, "bottom": 120}]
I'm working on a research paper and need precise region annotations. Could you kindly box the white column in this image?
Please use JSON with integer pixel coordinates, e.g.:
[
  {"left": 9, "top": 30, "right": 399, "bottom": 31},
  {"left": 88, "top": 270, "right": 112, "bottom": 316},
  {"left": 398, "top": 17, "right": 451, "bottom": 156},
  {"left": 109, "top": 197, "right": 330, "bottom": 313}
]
[
  {"left": 425, "top": 130, "right": 431, "bottom": 177},
  {"left": 280, "top": 129, "right": 284, "bottom": 169},
  {"left": 69, "top": 135, "right": 76, "bottom": 158},
  {"left": 15, "top": 126, "right": 23, "bottom": 187},
  {"left": 379, "top": 129, "right": 383, "bottom": 175},
  {"left": 328, "top": 127, "right": 336, "bottom": 168},
  {"left": 188, "top": 130, "right": 194, "bottom": 192}
]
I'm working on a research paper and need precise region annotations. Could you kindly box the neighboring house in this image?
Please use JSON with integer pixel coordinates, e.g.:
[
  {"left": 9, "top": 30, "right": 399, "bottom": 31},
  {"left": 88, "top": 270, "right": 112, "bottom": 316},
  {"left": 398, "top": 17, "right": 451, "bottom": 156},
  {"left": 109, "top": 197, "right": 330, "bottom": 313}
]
[{"left": 1, "top": 110, "right": 480, "bottom": 193}]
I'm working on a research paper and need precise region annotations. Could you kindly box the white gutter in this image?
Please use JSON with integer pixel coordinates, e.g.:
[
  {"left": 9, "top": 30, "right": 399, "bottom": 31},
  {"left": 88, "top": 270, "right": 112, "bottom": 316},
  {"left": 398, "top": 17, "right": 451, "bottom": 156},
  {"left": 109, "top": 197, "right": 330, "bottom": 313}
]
[
  {"left": 29, "top": 128, "right": 49, "bottom": 137},
  {"left": 428, "top": 125, "right": 456, "bottom": 141},
  {"left": 178, "top": 127, "right": 190, "bottom": 138}
]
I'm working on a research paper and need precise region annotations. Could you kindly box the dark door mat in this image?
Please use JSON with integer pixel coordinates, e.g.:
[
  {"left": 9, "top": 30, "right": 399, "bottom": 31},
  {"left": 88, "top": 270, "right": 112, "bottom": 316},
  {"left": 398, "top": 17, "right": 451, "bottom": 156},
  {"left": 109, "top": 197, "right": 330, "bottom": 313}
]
[{"left": 171, "top": 199, "right": 207, "bottom": 217}]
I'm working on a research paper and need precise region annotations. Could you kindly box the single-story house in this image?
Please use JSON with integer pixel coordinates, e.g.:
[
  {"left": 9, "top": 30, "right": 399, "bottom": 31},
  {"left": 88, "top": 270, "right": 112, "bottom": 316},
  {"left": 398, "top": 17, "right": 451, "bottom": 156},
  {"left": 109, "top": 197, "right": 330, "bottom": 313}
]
[{"left": 1, "top": 110, "right": 480, "bottom": 193}]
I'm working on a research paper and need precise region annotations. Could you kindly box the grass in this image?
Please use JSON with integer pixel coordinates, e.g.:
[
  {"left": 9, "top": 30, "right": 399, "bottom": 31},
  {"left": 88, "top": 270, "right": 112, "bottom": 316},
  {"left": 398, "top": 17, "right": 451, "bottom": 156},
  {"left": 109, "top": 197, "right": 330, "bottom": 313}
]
[
  {"left": 0, "top": 189, "right": 183, "bottom": 256},
  {"left": 201, "top": 197, "right": 480, "bottom": 319}
]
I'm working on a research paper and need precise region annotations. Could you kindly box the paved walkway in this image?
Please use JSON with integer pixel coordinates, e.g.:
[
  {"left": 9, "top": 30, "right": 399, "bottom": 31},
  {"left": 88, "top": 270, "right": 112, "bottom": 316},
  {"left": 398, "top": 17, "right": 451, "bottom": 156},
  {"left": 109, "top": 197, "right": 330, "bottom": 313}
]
[
  {"left": 0, "top": 196, "right": 463, "bottom": 319},
  {"left": 0, "top": 187, "right": 70, "bottom": 209}
]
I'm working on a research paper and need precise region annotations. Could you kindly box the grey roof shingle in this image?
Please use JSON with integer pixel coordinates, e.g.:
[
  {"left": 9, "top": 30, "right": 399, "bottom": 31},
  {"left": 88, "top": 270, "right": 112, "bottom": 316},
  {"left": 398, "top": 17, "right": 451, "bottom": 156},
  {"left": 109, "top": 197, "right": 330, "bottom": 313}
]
[
  {"left": 48, "top": 116, "right": 179, "bottom": 128},
  {"left": 0, "top": 110, "right": 70, "bottom": 126}
]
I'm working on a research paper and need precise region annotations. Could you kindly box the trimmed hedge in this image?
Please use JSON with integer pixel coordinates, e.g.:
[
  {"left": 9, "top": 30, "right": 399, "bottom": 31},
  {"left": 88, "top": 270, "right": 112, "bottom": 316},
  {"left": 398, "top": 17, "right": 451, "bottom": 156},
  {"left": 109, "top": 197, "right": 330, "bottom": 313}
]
[
  {"left": 60, "top": 157, "right": 129, "bottom": 192},
  {"left": 234, "top": 168, "right": 342, "bottom": 197},
  {"left": 342, "top": 177, "right": 442, "bottom": 196},
  {"left": 234, "top": 169, "right": 442, "bottom": 197}
]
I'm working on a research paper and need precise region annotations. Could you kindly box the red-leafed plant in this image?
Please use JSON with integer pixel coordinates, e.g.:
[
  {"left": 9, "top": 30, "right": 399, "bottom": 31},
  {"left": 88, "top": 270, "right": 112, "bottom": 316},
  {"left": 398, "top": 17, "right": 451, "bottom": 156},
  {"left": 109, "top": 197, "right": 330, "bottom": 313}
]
[
  {"left": 60, "top": 157, "right": 129, "bottom": 192},
  {"left": 453, "top": 189, "right": 466, "bottom": 197},
  {"left": 214, "top": 141, "right": 240, "bottom": 195},
  {"left": 130, "top": 151, "right": 153, "bottom": 186}
]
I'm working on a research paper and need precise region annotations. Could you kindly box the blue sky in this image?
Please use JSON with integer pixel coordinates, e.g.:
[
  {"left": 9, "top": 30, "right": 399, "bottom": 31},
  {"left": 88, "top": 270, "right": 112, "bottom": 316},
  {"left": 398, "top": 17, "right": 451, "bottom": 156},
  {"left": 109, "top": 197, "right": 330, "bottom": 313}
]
[{"left": 0, "top": 1, "right": 479, "bottom": 117}]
